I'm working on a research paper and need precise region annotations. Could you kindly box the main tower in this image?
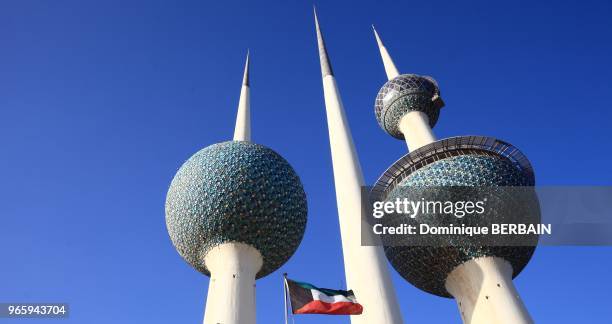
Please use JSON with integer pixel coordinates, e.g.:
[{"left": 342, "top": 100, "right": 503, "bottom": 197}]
[
  {"left": 165, "top": 54, "right": 307, "bottom": 324},
  {"left": 370, "top": 27, "right": 538, "bottom": 324},
  {"left": 312, "top": 10, "right": 404, "bottom": 324}
]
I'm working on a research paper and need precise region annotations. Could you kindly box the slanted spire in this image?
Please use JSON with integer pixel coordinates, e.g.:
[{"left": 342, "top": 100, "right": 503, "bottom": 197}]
[
  {"left": 233, "top": 51, "right": 251, "bottom": 141},
  {"left": 372, "top": 25, "right": 400, "bottom": 80},
  {"left": 242, "top": 49, "right": 250, "bottom": 86},
  {"left": 314, "top": 7, "right": 334, "bottom": 77},
  {"left": 312, "top": 10, "right": 404, "bottom": 324}
]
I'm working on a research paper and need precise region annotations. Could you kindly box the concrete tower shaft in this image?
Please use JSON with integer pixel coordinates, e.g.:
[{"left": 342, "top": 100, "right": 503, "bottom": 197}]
[
  {"left": 314, "top": 9, "right": 404, "bottom": 324},
  {"left": 165, "top": 55, "right": 307, "bottom": 324},
  {"left": 372, "top": 26, "right": 538, "bottom": 324}
]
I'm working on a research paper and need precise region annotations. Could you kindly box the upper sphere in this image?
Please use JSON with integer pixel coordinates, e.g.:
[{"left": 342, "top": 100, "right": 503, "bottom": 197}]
[
  {"left": 374, "top": 74, "right": 444, "bottom": 139},
  {"left": 165, "top": 141, "right": 307, "bottom": 278}
]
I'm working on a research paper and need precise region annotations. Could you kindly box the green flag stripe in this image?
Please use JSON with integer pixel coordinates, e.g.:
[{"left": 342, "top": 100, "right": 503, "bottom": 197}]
[{"left": 292, "top": 280, "right": 353, "bottom": 297}]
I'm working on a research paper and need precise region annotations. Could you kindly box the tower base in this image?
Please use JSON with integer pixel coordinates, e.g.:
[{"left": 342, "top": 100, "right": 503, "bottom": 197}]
[
  {"left": 203, "top": 242, "right": 263, "bottom": 324},
  {"left": 445, "top": 257, "right": 533, "bottom": 324}
]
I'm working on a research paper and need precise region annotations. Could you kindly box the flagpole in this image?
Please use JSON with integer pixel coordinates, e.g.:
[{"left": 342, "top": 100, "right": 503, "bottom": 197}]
[{"left": 283, "top": 273, "right": 289, "bottom": 324}]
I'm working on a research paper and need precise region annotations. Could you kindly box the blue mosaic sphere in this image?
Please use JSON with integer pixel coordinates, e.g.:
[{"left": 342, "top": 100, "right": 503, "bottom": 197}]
[
  {"left": 165, "top": 141, "right": 307, "bottom": 278},
  {"left": 383, "top": 154, "right": 538, "bottom": 297},
  {"left": 375, "top": 74, "right": 444, "bottom": 139}
]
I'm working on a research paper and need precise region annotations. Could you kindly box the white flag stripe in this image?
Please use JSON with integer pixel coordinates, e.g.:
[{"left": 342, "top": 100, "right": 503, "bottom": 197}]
[{"left": 310, "top": 289, "right": 357, "bottom": 304}]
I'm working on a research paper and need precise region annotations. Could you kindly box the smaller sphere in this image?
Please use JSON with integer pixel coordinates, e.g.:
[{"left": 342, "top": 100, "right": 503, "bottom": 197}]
[
  {"left": 165, "top": 141, "right": 307, "bottom": 278},
  {"left": 374, "top": 74, "right": 444, "bottom": 139}
]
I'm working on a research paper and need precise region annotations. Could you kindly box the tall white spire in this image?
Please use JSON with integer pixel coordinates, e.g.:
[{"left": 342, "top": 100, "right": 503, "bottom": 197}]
[
  {"left": 314, "top": 10, "right": 333, "bottom": 78},
  {"left": 314, "top": 9, "right": 404, "bottom": 324},
  {"left": 233, "top": 51, "right": 251, "bottom": 141},
  {"left": 372, "top": 25, "right": 400, "bottom": 80}
]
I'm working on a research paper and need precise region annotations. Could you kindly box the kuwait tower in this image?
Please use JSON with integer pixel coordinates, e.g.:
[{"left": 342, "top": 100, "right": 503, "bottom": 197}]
[
  {"left": 313, "top": 10, "right": 404, "bottom": 324},
  {"left": 370, "top": 27, "right": 539, "bottom": 324},
  {"left": 165, "top": 53, "right": 307, "bottom": 324}
]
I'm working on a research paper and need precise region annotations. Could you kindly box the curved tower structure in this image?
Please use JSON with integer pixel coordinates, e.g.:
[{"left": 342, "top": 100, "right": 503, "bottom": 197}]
[
  {"left": 165, "top": 53, "right": 307, "bottom": 324},
  {"left": 370, "top": 27, "right": 538, "bottom": 324},
  {"left": 372, "top": 26, "right": 444, "bottom": 151},
  {"left": 313, "top": 10, "right": 404, "bottom": 324}
]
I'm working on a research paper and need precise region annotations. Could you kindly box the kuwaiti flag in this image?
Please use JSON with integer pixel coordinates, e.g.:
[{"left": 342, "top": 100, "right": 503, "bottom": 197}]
[{"left": 286, "top": 278, "right": 363, "bottom": 315}]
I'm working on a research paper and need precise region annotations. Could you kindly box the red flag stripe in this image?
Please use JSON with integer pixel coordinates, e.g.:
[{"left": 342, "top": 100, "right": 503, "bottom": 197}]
[{"left": 294, "top": 300, "right": 363, "bottom": 315}]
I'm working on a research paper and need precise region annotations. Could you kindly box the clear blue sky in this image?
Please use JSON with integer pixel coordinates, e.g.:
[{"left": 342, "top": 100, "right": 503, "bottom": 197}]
[{"left": 1, "top": 0, "right": 611, "bottom": 323}]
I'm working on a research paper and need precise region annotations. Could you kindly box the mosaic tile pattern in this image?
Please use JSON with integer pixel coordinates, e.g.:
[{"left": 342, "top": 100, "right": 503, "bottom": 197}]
[
  {"left": 374, "top": 74, "right": 444, "bottom": 139},
  {"left": 383, "top": 154, "right": 537, "bottom": 297},
  {"left": 165, "top": 141, "right": 307, "bottom": 278}
]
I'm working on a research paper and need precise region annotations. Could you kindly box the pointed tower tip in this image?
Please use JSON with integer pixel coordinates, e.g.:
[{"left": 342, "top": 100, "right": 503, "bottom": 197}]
[
  {"left": 313, "top": 8, "right": 334, "bottom": 77},
  {"left": 234, "top": 50, "right": 251, "bottom": 141},
  {"left": 371, "top": 25, "right": 400, "bottom": 80},
  {"left": 242, "top": 50, "right": 250, "bottom": 86},
  {"left": 372, "top": 24, "right": 383, "bottom": 47}
]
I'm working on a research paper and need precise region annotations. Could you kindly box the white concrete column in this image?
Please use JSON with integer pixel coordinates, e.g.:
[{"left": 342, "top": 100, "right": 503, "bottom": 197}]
[
  {"left": 398, "top": 111, "right": 436, "bottom": 151},
  {"left": 445, "top": 257, "right": 533, "bottom": 324},
  {"left": 316, "top": 11, "right": 403, "bottom": 323},
  {"left": 322, "top": 75, "right": 404, "bottom": 324},
  {"left": 202, "top": 242, "right": 263, "bottom": 324}
]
